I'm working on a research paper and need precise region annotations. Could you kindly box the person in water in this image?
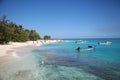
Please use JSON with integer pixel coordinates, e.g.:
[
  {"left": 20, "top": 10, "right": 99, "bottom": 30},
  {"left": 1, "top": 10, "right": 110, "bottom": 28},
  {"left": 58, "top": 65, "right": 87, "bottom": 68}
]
[{"left": 76, "top": 47, "right": 80, "bottom": 51}]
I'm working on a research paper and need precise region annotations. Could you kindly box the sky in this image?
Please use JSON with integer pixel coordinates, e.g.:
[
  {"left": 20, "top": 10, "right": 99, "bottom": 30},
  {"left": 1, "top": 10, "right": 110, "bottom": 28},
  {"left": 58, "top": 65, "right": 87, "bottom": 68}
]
[{"left": 0, "top": 0, "right": 120, "bottom": 38}]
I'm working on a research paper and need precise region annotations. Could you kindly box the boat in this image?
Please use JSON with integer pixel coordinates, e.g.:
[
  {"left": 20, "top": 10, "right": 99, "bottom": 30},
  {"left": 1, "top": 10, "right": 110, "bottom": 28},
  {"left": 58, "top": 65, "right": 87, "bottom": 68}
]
[
  {"left": 80, "top": 47, "right": 94, "bottom": 51},
  {"left": 98, "top": 41, "right": 112, "bottom": 45},
  {"left": 75, "top": 40, "right": 86, "bottom": 44},
  {"left": 76, "top": 46, "right": 94, "bottom": 51}
]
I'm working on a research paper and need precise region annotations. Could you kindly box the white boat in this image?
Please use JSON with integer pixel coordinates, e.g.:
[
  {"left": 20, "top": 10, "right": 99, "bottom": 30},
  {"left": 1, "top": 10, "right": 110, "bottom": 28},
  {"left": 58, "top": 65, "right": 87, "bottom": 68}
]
[
  {"left": 98, "top": 41, "right": 112, "bottom": 45},
  {"left": 80, "top": 48, "right": 94, "bottom": 51},
  {"left": 75, "top": 40, "right": 86, "bottom": 44},
  {"left": 76, "top": 46, "right": 94, "bottom": 51}
]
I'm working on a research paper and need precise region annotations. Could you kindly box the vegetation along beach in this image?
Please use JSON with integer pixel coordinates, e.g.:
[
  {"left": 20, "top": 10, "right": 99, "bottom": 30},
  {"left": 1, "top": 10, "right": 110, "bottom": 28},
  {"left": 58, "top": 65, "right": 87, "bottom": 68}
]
[{"left": 0, "top": 0, "right": 120, "bottom": 80}]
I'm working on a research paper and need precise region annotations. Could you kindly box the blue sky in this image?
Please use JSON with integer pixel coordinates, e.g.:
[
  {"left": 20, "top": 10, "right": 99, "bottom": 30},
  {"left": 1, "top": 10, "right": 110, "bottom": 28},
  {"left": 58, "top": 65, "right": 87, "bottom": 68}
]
[{"left": 0, "top": 0, "right": 120, "bottom": 38}]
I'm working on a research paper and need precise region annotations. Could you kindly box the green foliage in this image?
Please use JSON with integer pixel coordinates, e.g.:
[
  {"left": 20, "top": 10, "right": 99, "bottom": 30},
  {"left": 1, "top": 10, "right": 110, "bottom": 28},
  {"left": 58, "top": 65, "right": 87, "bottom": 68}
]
[
  {"left": 0, "top": 16, "right": 41, "bottom": 43},
  {"left": 29, "top": 30, "right": 41, "bottom": 41},
  {"left": 11, "top": 30, "right": 29, "bottom": 42},
  {"left": 43, "top": 35, "right": 51, "bottom": 40}
]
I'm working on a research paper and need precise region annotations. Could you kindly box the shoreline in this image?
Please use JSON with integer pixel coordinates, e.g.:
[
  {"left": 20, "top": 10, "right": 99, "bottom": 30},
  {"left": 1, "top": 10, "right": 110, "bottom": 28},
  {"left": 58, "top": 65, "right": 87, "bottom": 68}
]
[{"left": 0, "top": 40, "right": 63, "bottom": 62}]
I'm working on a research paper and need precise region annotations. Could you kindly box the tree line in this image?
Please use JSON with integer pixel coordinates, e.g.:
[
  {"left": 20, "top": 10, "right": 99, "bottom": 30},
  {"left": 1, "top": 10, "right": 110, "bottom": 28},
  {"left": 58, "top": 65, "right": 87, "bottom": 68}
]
[{"left": 0, "top": 16, "right": 51, "bottom": 44}]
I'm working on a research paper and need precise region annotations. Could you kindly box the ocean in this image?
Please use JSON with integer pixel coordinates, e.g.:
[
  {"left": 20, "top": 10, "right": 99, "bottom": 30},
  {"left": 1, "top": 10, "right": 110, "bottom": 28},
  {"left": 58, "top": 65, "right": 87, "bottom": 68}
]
[{"left": 0, "top": 38, "right": 120, "bottom": 80}]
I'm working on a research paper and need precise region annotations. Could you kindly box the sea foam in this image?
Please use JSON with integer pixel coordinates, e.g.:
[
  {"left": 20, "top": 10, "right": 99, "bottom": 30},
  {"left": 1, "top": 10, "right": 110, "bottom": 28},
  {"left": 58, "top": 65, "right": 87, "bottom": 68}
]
[{"left": 12, "top": 52, "right": 19, "bottom": 58}]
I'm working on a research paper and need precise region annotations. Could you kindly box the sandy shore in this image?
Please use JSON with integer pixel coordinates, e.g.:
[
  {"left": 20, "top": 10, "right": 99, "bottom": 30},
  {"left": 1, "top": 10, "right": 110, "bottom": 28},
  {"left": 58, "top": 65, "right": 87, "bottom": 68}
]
[{"left": 0, "top": 40, "right": 63, "bottom": 58}]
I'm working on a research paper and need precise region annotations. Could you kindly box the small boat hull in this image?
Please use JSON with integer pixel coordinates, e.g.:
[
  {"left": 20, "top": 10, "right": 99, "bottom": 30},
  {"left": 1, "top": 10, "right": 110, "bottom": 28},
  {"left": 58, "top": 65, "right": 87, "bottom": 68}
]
[
  {"left": 75, "top": 40, "right": 86, "bottom": 44},
  {"left": 80, "top": 48, "right": 94, "bottom": 51},
  {"left": 98, "top": 41, "right": 112, "bottom": 45}
]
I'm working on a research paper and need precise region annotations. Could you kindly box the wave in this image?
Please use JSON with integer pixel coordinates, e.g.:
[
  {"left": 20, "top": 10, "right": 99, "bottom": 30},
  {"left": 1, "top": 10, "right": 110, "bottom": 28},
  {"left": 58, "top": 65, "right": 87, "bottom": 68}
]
[{"left": 12, "top": 52, "right": 19, "bottom": 58}]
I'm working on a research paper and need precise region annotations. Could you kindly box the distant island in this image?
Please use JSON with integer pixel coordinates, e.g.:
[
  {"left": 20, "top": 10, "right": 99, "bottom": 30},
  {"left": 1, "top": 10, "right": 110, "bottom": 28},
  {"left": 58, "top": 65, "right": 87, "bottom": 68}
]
[{"left": 0, "top": 15, "right": 51, "bottom": 44}]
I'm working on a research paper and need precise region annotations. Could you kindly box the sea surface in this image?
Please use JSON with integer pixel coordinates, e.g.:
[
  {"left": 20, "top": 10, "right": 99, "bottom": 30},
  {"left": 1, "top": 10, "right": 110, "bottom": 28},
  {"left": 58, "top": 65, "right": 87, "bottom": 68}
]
[{"left": 0, "top": 38, "right": 120, "bottom": 80}]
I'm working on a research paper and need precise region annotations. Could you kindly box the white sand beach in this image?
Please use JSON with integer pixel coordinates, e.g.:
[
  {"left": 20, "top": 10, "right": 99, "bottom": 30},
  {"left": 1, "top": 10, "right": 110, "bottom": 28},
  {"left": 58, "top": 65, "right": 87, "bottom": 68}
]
[{"left": 0, "top": 40, "right": 62, "bottom": 57}]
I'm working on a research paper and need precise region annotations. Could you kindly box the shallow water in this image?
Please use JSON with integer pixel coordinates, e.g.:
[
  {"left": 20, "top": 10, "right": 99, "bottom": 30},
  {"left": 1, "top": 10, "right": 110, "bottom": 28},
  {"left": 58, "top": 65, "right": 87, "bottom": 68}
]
[{"left": 0, "top": 38, "right": 120, "bottom": 80}]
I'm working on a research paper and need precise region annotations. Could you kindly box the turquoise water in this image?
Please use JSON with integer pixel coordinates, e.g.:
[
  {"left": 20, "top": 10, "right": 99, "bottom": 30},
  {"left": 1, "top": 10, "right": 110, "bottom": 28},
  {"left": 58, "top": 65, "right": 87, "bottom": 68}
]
[{"left": 0, "top": 38, "right": 120, "bottom": 80}]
